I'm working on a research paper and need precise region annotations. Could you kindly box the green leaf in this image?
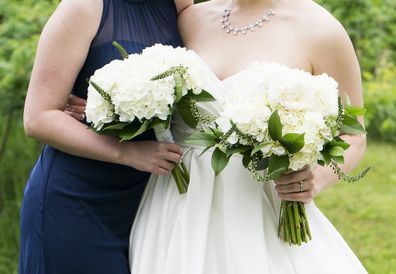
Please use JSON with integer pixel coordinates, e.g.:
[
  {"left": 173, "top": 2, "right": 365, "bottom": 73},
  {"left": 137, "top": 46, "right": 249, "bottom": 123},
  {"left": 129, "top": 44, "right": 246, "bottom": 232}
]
[
  {"left": 268, "top": 154, "right": 289, "bottom": 177},
  {"left": 329, "top": 146, "right": 345, "bottom": 157},
  {"left": 189, "top": 89, "right": 216, "bottom": 102},
  {"left": 176, "top": 100, "right": 198, "bottom": 128},
  {"left": 112, "top": 41, "right": 129, "bottom": 60},
  {"left": 251, "top": 143, "right": 268, "bottom": 156},
  {"left": 118, "top": 120, "right": 150, "bottom": 141},
  {"left": 211, "top": 147, "right": 230, "bottom": 176},
  {"left": 281, "top": 133, "right": 305, "bottom": 154},
  {"left": 202, "top": 126, "right": 213, "bottom": 135},
  {"left": 217, "top": 145, "right": 228, "bottom": 154},
  {"left": 225, "top": 145, "right": 250, "bottom": 157},
  {"left": 332, "top": 155, "right": 345, "bottom": 164},
  {"left": 242, "top": 151, "right": 252, "bottom": 168},
  {"left": 185, "top": 132, "right": 217, "bottom": 147},
  {"left": 343, "top": 93, "right": 352, "bottom": 106},
  {"left": 256, "top": 157, "right": 269, "bottom": 170},
  {"left": 326, "top": 139, "right": 350, "bottom": 150},
  {"left": 345, "top": 105, "right": 366, "bottom": 116},
  {"left": 101, "top": 122, "right": 128, "bottom": 131},
  {"left": 268, "top": 110, "right": 283, "bottom": 142},
  {"left": 341, "top": 114, "right": 367, "bottom": 134},
  {"left": 321, "top": 149, "right": 331, "bottom": 165},
  {"left": 211, "top": 127, "right": 224, "bottom": 138},
  {"left": 317, "top": 160, "right": 325, "bottom": 166},
  {"left": 149, "top": 117, "right": 166, "bottom": 128}
]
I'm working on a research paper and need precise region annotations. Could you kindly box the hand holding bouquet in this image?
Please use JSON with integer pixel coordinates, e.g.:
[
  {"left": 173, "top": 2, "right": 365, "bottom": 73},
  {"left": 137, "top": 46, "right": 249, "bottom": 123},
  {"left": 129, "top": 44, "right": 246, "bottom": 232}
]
[
  {"left": 188, "top": 62, "right": 369, "bottom": 245},
  {"left": 85, "top": 42, "right": 215, "bottom": 193}
]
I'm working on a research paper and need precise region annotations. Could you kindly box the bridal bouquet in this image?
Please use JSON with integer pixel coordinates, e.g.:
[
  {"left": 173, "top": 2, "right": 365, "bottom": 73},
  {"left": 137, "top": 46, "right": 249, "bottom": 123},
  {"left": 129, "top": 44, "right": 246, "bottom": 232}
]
[
  {"left": 187, "top": 62, "right": 369, "bottom": 245},
  {"left": 85, "top": 42, "right": 215, "bottom": 194}
]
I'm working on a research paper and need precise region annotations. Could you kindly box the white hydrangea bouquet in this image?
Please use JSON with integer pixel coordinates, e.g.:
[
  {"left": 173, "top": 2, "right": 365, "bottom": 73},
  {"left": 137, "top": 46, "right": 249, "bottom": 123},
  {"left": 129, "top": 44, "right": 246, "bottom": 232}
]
[
  {"left": 187, "top": 62, "right": 369, "bottom": 245},
  {"left": 85, "top": 42, "right": 215, "bottom": 194}
]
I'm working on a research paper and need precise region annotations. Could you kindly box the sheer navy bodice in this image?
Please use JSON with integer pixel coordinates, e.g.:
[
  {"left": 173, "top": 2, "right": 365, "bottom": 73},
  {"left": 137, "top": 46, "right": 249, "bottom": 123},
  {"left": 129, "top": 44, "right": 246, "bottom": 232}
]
[
  {"left": 19, "top": 1, "right": 183, "bottom": 273},
  {"left": 73, "top": 0, "right": 182, "bottom": 99}
]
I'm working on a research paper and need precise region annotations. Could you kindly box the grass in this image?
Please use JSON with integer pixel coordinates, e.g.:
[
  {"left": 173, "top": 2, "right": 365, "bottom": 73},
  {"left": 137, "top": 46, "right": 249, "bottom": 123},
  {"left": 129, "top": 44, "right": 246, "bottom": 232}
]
[
  {"left": 0, "top": 119, "right": 395, "bottom": 273},
  {"left": 316, "top": 140, "right": 396, "bottom": 274}
]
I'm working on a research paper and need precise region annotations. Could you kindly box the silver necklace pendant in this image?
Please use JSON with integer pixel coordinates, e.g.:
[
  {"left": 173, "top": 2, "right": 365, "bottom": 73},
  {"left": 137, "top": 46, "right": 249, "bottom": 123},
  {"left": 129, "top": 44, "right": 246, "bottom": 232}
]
[{"left": 221, "top": 5, "right": 276, "bottom": 36}]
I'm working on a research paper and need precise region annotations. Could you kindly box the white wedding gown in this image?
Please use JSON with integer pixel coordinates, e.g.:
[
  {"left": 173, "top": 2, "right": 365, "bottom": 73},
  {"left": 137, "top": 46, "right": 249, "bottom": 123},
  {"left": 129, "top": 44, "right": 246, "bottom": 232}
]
[{"left": 129, "top": 61, "right": 368, "bottom": 274}]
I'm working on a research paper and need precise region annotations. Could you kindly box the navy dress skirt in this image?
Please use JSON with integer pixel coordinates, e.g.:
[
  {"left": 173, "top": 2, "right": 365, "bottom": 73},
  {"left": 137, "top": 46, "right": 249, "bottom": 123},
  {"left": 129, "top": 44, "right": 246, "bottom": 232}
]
[{"left": 19, "top": 0, "right": 182, "bottom": 273}]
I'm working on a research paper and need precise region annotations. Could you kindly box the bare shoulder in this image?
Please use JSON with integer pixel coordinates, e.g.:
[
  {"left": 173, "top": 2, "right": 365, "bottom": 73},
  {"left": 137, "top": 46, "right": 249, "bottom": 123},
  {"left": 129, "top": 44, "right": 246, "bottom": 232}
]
[
  {"left": 286, "top": 1, "right": 358, "bottom": 73},
  {"left": 178, "top": 0, "right": 218, "bottom": 21},
  {"left": 297, "top": 1, "right": 351, "bottom": 49},
  {"left": 291, "top": 1, "right": 362, "bottom": 102},
  {"left": 178, "top": 0, "right": 224, "bottom": 45},
  {"left": 55, "top": 0, "right": 102, "bottom": 17},
  {"left": 47, "top": 0, "right": 102, "bottom": 38}
]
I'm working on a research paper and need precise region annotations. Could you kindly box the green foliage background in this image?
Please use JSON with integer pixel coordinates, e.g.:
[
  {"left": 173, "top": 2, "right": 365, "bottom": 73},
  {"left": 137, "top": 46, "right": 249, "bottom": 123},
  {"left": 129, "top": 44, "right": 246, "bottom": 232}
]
[{"left": 0, "top": 0, "right": 395, "bottom": 273}]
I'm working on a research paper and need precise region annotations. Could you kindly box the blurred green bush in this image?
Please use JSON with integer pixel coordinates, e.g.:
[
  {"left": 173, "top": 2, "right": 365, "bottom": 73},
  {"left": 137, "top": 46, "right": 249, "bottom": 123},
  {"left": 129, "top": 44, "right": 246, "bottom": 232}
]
[
  {"left": 317, "top": 0, "right": 396, "bottom": 76},
  {"left": 364, "top": 64, "right": 396, "bottom": 142}
]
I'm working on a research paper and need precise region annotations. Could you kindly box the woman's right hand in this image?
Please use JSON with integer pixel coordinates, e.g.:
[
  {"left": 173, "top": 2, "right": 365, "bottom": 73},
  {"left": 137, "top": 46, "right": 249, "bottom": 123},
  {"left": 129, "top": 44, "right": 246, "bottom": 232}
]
[
  {"left": 23, "top": 0, "right": 183, "bottom": 170},
  {"left": 63, "top": 93, "right": 182, "bottom": 175},
  {"left": 121, "top": 141, "right": 183, "bottom": 176}
]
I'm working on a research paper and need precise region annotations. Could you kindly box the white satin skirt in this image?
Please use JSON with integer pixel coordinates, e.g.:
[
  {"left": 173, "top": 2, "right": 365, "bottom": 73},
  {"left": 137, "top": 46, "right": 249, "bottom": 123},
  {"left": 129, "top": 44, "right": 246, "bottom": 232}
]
[{"left": 129, "top": 147, "right": 367, "bottom": 274}]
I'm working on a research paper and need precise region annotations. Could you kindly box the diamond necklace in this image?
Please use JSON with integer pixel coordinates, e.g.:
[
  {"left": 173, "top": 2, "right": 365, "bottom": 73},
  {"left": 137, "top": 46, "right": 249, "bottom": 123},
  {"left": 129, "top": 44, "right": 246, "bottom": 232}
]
[{"left": 221, "top": 1, "right": 277, "bottom": 36}]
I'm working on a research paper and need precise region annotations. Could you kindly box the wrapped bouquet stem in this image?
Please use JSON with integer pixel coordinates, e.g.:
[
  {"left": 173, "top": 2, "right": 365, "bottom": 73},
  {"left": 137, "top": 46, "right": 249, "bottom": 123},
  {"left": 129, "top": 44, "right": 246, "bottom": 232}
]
[
  {"left": 187, "top": 62, "right": 370, "bottom": 245},
  {"left": 85, "top": 42, "right": 215, "bottom": 194}
]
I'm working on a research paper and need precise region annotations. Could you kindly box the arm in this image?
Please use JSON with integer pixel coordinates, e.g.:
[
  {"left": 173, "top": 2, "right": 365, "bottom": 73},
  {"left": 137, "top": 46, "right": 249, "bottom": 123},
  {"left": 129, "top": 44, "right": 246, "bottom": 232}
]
[
  {"left": 24, "top": 0, "right": 182, "bottom": 175},
  {"left": 275, "top": 17, "right": 366, "bottom": 202}
]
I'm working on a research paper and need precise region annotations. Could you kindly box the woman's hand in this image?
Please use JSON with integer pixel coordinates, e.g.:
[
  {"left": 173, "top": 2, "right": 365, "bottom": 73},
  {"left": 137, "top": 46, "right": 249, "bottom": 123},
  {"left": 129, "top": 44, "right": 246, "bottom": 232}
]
[
  {"left": 121, "top": 141, "right": 183, "bottom": 176},
  {"left": 274, "top": 166, "right": 329, "bottom": 203},
  {"left": 65, "top": 94, "right": 86, "bottom": 120},
  {"left": 62, "top": 93, "right": 182, "bottom": 175}
]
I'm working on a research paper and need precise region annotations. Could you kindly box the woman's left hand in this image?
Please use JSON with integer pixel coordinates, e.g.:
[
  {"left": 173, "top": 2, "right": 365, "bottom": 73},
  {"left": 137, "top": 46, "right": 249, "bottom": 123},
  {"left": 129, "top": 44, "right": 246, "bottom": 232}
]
[
  {"left": 274, "top": 166, "right": 323, "bottom": 203},
  {"left": 64, "top": 94, "right": 87, "bottom": 120}
]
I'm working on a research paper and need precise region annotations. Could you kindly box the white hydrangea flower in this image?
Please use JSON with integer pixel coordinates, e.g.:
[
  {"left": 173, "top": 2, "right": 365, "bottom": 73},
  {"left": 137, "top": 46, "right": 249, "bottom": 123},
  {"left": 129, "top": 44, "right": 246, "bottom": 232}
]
[
  {"left": 216, "top": 61, "right": 340, "bottom": 170},
  {"left": 85, "top": 59, "right": 127, "bottom": 129},
  {"left": 85, "top": 88, "right": 114, "bottom": 130},
  {"left": 86, "top": 44, "right": 213, "bottom": 130}
]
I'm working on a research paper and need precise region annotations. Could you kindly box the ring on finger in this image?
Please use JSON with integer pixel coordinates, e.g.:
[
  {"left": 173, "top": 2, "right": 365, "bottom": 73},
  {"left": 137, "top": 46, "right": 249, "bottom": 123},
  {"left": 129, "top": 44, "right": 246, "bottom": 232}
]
[
  {"left": 298, "top": 181, "right": 304, "bottom": 192},
  {"left": 65, "top": 104, "right": 73, "bottom": 112}
]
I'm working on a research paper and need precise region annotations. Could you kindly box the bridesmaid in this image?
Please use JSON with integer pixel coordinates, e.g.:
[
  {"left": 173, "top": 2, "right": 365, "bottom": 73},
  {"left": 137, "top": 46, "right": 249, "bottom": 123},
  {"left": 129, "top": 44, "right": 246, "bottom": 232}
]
[{"left": 19, "top": 0, "right": 191, "bottom": 273}]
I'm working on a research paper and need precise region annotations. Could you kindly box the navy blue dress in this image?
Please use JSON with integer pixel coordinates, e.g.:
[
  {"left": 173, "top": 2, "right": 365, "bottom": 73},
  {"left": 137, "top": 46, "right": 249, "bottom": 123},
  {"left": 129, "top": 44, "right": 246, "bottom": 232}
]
[{"left": 19, "top": 0, "right": 182, "bottom": 273}]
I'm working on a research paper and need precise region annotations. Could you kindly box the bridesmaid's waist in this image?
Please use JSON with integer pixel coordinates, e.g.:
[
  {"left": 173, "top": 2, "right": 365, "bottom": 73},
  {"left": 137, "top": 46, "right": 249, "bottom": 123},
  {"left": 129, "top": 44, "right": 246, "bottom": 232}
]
[{"left": 38, "top": 145, "right": 150, "bottom": 189}]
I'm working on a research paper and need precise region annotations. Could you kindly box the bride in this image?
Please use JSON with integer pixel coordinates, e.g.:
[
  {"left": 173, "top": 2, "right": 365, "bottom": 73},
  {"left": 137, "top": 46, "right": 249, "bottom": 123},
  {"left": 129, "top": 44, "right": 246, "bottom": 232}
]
[{"left": 129, "top": 0, "right": 367, "bottom": 273}]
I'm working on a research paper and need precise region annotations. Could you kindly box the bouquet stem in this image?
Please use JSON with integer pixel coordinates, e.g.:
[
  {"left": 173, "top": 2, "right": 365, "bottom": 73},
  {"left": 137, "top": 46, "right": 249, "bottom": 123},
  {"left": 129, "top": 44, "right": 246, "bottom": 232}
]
[
  {"left": 278, "top": 200, "right": 312, "bottom": 245},
  {"left": 153, "top": 125, "right": 190, "bottom": 194},
  {"left": 171, "top": 161, "right": 190, "bottom": 194}
]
